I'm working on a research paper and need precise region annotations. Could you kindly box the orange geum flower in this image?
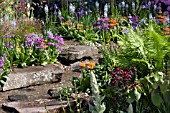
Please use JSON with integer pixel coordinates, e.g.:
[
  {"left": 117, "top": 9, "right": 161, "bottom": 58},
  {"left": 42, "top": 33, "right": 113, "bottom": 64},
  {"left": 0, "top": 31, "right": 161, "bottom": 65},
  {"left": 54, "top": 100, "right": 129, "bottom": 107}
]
[
  {"left": 79, "top": 30, "right": 84, "bottom": 33},
  {"left": 163, "top": 27, "right": 170, "bottom": 35},
  {"left": 87, "top": 61, "right": 95, "bottom": 69},
  {"left": 80, "top": 62, "right": 86, "bottom": 67},
  {"left": 40, "top": 41, "right": 45, "bottom": 44},
  {"left": 77, "top": 23, "right": 83, "bottom": 27}
]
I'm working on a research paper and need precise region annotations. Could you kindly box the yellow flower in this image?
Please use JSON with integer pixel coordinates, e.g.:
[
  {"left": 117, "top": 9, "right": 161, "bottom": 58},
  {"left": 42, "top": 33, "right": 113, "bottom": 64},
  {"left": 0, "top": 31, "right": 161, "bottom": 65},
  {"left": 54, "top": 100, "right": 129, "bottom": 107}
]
[
  {"left": 80, "top": 62, "right": 86, "bottom": 67},
  {"left": 16, "top": 46, "right": 21, "bottom": 53},
  {"left": 28, "top": 49, "right": 33, "bottom": 53},
  {"left": 87, "top": 61, "right": 95, "bottom": 69}
]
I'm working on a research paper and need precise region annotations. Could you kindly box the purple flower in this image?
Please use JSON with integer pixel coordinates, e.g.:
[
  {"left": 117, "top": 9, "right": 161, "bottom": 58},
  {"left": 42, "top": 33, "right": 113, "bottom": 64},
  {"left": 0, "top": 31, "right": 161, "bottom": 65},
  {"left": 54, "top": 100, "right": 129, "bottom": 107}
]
[
  {"left": 102, "top": 23, "right": 109, "bottom": 30},
  {"left": 10, "top": 45, "right": 14, "bottom": 49},
  {"left": 47, "top": 42, "right": 54, "bottom": 46},
  {"left": 59, "top": 41, "right": 64, "bottom": 45},
  {"left": 48, "top": 34, "right": 54, "bottom": 39},
  {"left": 5, "top": 41, "right": 10, "bottom": 48},
  {"left": 167, "top": 6, "right": 170, "bottom": 11},
  {"left": 130, "top": 16, "right": 139, "bottom": 25},
  {"left": 0, "top": 57, "right": 5, "bottom": 67},
  {"left": 157, "top": 6, "right": 162, "bottom": 11},
  {"left": 58, "top": 48, "right": 63, "bottom": 52},
  {"left": 59, "top": 16, "right": 64, "bottom": 20}
]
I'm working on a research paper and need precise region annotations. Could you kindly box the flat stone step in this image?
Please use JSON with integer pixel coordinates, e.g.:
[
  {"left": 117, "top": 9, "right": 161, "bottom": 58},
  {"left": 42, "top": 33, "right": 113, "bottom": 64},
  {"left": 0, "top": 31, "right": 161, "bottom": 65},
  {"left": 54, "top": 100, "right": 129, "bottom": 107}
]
[
  {"left": 2, "top": 99, "right": 76, "bottom": 113},
  {"left": 2, "top": 64, "right": 64, "bottom": 91},
  {"left": 59, "top": 45, "right": 98, "bottom": 62}
]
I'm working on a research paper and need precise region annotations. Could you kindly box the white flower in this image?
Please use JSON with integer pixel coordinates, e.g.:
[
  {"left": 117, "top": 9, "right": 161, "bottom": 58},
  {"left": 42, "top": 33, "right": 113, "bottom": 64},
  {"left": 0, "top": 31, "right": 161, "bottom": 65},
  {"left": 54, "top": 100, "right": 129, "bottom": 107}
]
[
  {"left": 95, "top": 1, "right": 99, "bottom": 9},
  {"left": 4, "top": 14, "right": 9, "bottom": 21},
  {"left": 44, "top": 4, "right": 49, "bottom": 13},
  {"left": 166, "top": 16, "right": 170, "bottom": 23},
  {"left": 69, "top": 3, "right": 75, "bottom": 14},
  {"left": 126, "top": 4, "right": 129, "bottom": 9},
  {"left": 104, "top": 4, "right": 108, "bottom": 12},
  {"left": 118, "top": 3, "right": 122, "bottom": 9},
  {"left": 54, "top": 10, "right": 57, "bottom": 15},
  {"left": 148, "top": 1, "right": 151, "bottom": 6},
  {"left": 10, "top": 20, "right": 16, "bottom": 28},
  {"left": 154, "top": 4, "right": 157, "bottom": 10},
  {"left": 122, "top": 1, "right": 125, "bottom": 7},
  {"left": 132, "top": 2, "right": 135, "bottom": 9},
  {"left": 149, "top": 13, "right": 153, "bottom": 20},
  {"left": 58, "top": 10, "right": 61, "bottom": 17},
  {"left": 104, "top": 12, "right": 108, "bottom": 17},
  {"left": 0, "top": 18, "right": 3, "bottom": 24},
  {"left": 54, "top": 4, "right": 58, "bottom": 10}
]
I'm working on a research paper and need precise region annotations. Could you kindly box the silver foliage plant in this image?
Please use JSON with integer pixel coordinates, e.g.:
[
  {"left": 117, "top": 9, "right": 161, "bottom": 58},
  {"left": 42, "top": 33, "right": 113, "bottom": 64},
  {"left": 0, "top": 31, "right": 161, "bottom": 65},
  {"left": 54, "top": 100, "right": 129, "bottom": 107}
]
[{"left": 89, "top": 71, "right": 106, "bottom": 113}]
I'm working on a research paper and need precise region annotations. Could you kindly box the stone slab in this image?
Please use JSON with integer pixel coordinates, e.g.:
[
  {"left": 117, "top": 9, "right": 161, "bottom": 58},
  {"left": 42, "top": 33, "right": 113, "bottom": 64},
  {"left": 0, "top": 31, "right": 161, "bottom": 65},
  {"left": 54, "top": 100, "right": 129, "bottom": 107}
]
[
  {"left": 2, "top": 99, "right": 75, "bottom": 113},
  {"left": 59, "top": 45, "right": 98, "bottom": 61},
  {"left": 2, "top": 64, "right": 64, "bottom": 91}
]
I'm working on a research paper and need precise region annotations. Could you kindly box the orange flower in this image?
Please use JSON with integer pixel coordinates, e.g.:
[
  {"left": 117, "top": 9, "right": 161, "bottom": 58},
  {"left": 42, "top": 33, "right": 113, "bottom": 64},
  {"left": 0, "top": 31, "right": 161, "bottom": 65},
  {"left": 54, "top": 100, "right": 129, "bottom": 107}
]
[
  {"left": 40, "top": 41, "right": 45, "bottom": 44},
  {"left": 122, "top": 16, "right": 127, "bottom": 19},
  {"left": 157, "top": 15, "right": 166, "bottom": 23},
  {"left": 87, "top": 61, "right": 95, "bottom": 69},
  {"left": 163, "top": 27, "right": 170, "bottom": 35},
  {"left": 64, "top": 21, "right": 72, "bottom": 26},
  {"left": 44, "top": 40, "right": 48, "bottom": 43},
  {"left": 109, "top": 19, "right": 117, "bottom": 28},
  {"left": 77, "top": 23, "right": 83, "bottom": 27},
  {"left": 39, "top": 45, "right": 48, "bottom": 49},
  {"left": 158, "top": 10, "right": 162, "bottom": 14},
  {"left": 79, "top": 30, "right": 84, "bottom": 33},
  {"left": 80, "top": 62, "right": 86, "bottom": 67}
]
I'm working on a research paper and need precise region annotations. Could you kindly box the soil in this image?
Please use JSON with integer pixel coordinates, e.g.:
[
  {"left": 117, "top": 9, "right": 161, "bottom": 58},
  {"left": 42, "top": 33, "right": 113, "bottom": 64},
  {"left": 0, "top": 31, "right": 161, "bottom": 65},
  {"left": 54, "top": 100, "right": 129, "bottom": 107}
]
[{"left": 0, "top": 39, "right": 82, "bottom": 113}]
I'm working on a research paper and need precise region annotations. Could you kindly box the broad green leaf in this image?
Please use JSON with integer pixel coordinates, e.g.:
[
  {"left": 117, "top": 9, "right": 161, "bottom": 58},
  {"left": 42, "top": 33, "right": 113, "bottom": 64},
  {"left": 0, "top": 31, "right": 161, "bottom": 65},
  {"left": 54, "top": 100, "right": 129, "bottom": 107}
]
[
  {"left": 163, "top": 90, "right": 170, "bottom": 104},
  {"left": 151, "top": 90, "right": 163, "bottom": 107},
  {"left": 127, "top": 104, "right": 133, "bottom": 113},
  {"left": 160, "top": 80, "right": 169, "bottom": 93}
]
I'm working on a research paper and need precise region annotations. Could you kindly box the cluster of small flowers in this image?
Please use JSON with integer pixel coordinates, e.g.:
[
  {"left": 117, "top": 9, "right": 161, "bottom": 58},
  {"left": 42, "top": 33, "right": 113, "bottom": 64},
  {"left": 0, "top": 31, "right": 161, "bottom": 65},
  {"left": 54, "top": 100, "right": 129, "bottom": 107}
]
[
  {"left": 110, "top": 67, "right": 137, "bottom": 88},
  {"left": 79, "top": 61, "right": 95, "bottom": 69},
  {"left": 47, "top": 31, "right": 64, "bottom": 51},
  {"left": 24, "top": 33, "right": 45, "bottom": 48},
  {"left": 93, "top": 17, "right": 110, "bottom": 31},
  {"left": 24, "top": 32, "right": 64, "bottom": 51},
  {"left": 128, "top": 15, "right": 139, "bottom": 30}
]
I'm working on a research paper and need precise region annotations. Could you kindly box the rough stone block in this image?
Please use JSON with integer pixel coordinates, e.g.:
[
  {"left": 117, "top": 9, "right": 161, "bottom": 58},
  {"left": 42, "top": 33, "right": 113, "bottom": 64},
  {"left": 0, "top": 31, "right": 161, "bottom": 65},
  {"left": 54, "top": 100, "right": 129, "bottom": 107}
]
[
  {"left": 59, "top": 45, "right": 98, "bottom": 61},
  {"left": 2, "top": 64, "right": 64, "bottom": 91}
]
